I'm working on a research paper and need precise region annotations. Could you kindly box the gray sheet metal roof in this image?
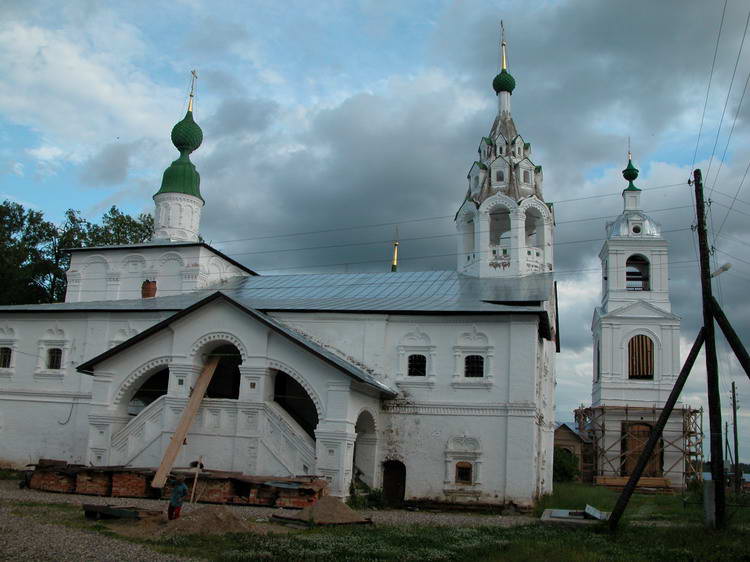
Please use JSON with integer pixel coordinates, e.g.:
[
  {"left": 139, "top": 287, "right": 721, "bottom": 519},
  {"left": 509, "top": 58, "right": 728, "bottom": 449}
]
[{"left": 0, "top": 271, "right": 552, "bottom": 314}]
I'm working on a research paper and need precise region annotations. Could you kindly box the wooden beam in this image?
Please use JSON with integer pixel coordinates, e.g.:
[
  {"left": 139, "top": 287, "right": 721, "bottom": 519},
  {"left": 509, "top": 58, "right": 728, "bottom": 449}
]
[{"left": 151, "top": 357, "right": 219, "bottom": 489}]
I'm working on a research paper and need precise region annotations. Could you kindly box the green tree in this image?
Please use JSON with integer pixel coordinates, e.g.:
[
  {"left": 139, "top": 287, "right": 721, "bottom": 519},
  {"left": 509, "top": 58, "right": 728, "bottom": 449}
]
[
  {"left": 0, "top": 200, "right": 153, "bottom": 304},
  {"left": 553, "top": 447, "right": 580, "bottom": 483}
]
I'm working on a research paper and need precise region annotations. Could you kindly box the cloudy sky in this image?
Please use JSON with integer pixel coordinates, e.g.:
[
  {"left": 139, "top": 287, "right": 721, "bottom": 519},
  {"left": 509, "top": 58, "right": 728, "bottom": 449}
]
[{"left": 2, "top": 0, "right": 750, "bottom": 460}]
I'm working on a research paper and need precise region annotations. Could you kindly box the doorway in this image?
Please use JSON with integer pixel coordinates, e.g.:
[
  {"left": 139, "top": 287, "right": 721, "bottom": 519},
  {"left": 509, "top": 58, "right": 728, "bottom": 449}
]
[
  {"left": 382, "top": 460, "right": 406, "bottom": 506},
  {"left": 621, "top": 422, "right": 663, "bottom": 477}
]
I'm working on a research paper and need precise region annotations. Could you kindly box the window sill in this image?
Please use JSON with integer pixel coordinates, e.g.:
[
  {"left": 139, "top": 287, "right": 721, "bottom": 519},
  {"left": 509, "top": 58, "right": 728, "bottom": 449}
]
[
  {"left": 396, "top": 379, "right": 435, "bottom": 389},
  {"left": 0, "top": 369, "right": 13, "bottom": 379},
  {"left": 34, "top": 370, "right": 64, "bottom": 380},
  {"left": 451, "top": 380, "right": 492, "bottom": 389}
]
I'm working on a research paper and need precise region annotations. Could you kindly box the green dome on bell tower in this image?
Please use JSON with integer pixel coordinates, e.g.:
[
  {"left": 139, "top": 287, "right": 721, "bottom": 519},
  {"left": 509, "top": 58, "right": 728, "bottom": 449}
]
[
  {"left": 154, "top": 84, "right": 204, "bottom": 202},
  {"left": 493, "top": 22, "right": 516, "bottom": 95},
  {"left": 622, "top": 153, "right": 640, "bottom": 191}
]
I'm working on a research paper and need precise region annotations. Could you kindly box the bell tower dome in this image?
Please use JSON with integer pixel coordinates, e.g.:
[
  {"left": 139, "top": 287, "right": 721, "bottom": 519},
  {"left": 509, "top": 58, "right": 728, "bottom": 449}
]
[{"left": 152, "top": 71, "right": 204, "bottom": 242}]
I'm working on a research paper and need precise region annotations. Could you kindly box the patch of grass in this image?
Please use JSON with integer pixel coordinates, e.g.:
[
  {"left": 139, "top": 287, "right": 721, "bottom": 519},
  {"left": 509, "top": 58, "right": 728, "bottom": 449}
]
[
  {"left": 535, "top": 482, "right": 750, "bottom": 526},
  {"left": 0, "top": 469, "right": 21, "bottom": 480}
]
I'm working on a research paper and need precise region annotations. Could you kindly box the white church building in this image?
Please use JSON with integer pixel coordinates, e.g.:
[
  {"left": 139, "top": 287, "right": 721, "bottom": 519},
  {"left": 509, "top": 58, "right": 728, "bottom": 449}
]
[{"left": 0, "top": 36, "right": 558, "bottom": 506}]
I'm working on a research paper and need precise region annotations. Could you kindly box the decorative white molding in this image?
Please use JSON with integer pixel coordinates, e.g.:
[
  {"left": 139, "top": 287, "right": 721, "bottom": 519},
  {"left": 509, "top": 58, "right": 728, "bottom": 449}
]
[
  {"left": 383, "top": 401, "right": 536, "bottom": 417},
  {"left": 113, "top": 355, "right": 173, "bottom": 406},
  {"left": 268, "top": 358, "right": 325, "bottom": 420},
  {"left": 190, "top": 331, "right": 248, "bottom": 363}
]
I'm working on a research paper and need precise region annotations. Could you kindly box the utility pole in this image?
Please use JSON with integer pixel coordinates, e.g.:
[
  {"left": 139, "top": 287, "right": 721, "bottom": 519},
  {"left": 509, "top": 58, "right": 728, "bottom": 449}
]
[
  {"left": 693, "top": 168, "right": 725, "bottom": 529},
  {"left": 732, "top": 381, "right": 740, "bottom": 495}
]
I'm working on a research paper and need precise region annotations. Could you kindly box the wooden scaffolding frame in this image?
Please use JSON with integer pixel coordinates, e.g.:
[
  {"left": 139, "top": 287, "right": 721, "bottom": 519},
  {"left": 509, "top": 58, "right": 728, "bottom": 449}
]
[{"left": 574, "top": 404, "right": 703, "bottom": 488}]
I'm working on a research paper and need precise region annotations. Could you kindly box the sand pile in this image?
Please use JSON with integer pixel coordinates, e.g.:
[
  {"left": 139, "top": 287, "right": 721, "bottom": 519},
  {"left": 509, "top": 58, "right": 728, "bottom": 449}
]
[
  {"left": 163, "top": 505, "right": 251, "bottom": 536},
  {"left": 277, "top": 496, "right": 369, "bottom": 525}
]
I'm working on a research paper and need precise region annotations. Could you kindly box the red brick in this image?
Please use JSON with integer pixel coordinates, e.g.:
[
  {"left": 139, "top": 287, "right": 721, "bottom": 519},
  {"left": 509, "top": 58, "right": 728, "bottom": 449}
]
[
  {"left": 112, "top": 472, "right": 149, "bottom": 498},
  {"left": 75, "top": 472, "right": 112, "bottom": 496},
  {"left": 29, "top": 472, "right": 75, "bottom": 493}
]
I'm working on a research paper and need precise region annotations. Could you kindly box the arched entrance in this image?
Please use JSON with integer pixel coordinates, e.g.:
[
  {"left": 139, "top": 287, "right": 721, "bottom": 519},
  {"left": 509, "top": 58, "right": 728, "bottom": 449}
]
[
  {"left": 353, "top": 411, "right": 377, "bottom": 489},
  {"left": 382, "top": 460, "right": 406, "bottom": 506},
  {"left": 272, "top": 370, "right": 319, "bottom": 439},
  {"left": 204, "top": 344, "right": 242, "bottom": 399},
  {"left": 127, "top": 368, "right": 169, "bottom": 416}
]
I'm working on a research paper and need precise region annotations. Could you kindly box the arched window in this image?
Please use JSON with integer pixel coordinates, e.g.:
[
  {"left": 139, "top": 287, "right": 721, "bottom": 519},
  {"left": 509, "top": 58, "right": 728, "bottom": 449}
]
[
  {"left": 0, "top": 347, "right": 11, "bottom": 369},
  {"left": 626, "top": 255, "right": 650, "bottom": 291},
  {"left": 495, "top": 169, "right": 504, "bottom": 182},
  {"left": 407, "top": 354, "right": 426, "bottom": 377},
  {"left": 455, "top": 461, "right": 473, "bottom": 484},
  {"left": 47, "top": 348, "right": 63, "bottom": 370},
  {"left": 628, "top": 335, "right": 654, "bottom": 379},
  {"left": 464, "top": 355, "right": 484, "bottom": 378}
]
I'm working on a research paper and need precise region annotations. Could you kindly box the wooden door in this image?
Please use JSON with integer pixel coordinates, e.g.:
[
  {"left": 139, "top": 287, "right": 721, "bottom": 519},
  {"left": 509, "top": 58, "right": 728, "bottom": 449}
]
[
  {"left": 382, "top": 460, "right": 406, "bottom": 506},
  {"left": 622, "top": 423, "right": 662, "bottom": 477}
]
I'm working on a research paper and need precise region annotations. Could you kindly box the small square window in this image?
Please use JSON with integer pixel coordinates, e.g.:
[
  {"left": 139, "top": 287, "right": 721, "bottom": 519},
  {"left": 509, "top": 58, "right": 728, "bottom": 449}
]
[
  {"left": 250, "top": 382, "right": 256, "bottom": 389},
  {"left": 0, "top": 347, "right": 11, "bottom": 369},
  {"left": 456, "top": 461, "right": 473, "bottom": 484},
  {"left": 464, "top": 355, "right": 484, "bottom": 378},
  {"left": 407, "top": 354, "right": 427, "bottom": 377},
  {"left": 47, "top": 348, "right": 63, "bottom": 370},
  {"left": 177, "top": 378, "right": 184, "bottom": 386}
]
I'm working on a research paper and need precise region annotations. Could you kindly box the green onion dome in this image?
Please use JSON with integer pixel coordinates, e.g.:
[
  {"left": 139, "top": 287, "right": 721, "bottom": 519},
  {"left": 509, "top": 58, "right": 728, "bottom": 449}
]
[
  {"left": 622, "top": 158, "right": 640, "bottom": 191},
  {"left": 171, "top": 110, "right": 203, "bottom": 154},
  {"left": 493, "top": 69, "right": 516, "bottom": 94},
  {"left": 154, "top": 110, "right": 204, "bottom": 201}
]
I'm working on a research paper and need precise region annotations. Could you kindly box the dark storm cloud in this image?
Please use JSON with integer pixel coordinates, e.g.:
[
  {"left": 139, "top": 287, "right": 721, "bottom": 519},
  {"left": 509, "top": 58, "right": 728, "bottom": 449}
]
[
  {"left": 205, "top": 98, "right": 279, "bottom": 138},
  {"left": 79, "top": 140, "right": 143, "bottom": 186},
  {"left": 173, "top": 1, "right": 750, "bottom": 429}
]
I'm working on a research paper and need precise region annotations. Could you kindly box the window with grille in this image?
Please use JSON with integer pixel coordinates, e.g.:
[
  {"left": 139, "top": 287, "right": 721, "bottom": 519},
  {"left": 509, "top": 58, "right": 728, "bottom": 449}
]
[
  {"left": 495, "top": 169, "right": 504, "bottom": 182},
  {"left": 47, "top": 348, "right": 63, "bottom": 370},
  {"left": 0, "top": 347, "right": 11, "bottom": 369},
  {"left": 407, "top": 354, "right": 427, "bottom": 377},
  {"left": 628, "top": 335, "right": 654, "bottom": 379},
  {"left": 455, "top": 461, "right": 473, "bottom": 484},
  {"left": 464, "top": 355, "right": 484, "bottom": 377}
]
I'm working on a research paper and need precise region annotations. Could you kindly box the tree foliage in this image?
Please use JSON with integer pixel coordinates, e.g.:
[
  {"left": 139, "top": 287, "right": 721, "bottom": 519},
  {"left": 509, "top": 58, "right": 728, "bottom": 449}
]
[
  {"left": 553, "top": 447, "right": 580, "bottom": 483},
  {"left": 0, "top": 200, "right": 153, "bottom": 305}
]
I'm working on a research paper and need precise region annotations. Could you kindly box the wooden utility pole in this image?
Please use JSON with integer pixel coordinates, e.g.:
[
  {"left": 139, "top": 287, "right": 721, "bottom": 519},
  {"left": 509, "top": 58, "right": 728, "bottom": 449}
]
[
  {"left": 732, "top": 382, "right": 740, "bottom": 495},
  {"left": 693, "top": 168, "right": 726, "bottom": 528}
]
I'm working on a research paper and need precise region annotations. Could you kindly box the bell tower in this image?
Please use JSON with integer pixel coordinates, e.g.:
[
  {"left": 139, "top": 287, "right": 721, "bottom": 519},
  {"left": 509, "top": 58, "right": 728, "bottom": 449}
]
[
  {"left": 152, "top": 71, "right": 204, "bottom": 242},
  {"left": 592, "top": 155, "right": 681, "bottom": 407},
  {"left": 455, "top": 23, "right": 554, "bottom": 278}
]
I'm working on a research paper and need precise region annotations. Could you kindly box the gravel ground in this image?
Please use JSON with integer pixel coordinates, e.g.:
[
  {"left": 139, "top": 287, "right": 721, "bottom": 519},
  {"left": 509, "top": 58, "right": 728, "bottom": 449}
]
[
  {"left": 0, "top": 478, "right": 533, "bottom": 560},
  {"left": 0, "top": 504, "right": 188, "bottom": 562},
  {"left": 0, "top": 480, "right": 534, "bottom": 528}
]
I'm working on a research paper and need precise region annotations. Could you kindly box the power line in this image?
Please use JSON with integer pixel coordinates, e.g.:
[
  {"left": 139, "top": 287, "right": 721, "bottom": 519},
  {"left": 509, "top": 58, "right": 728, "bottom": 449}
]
[
  {"left": 706, "top": 9, "right": 750, "bottom": 191},
  {"left": 691, "top": 0, "right": 728, "bottom": 174}
]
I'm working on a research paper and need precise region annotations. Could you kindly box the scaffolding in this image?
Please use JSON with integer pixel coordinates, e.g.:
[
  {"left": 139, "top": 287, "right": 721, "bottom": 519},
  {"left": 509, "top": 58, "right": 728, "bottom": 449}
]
[{"left": 574, "top": 404, "right": 703, "bottom": 489}]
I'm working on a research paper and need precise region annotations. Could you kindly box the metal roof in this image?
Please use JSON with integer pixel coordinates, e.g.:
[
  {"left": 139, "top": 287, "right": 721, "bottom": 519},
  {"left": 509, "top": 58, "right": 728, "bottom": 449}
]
[{"left": 0, "top": 271, "right": 553, "bottom": 314}]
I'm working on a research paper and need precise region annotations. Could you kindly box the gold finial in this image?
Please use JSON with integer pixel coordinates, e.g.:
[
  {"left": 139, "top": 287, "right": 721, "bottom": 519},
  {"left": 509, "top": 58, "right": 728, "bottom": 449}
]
[
  {"left": 500, "top": 20, "right": 507, "bottom": 70},
  {"left": 627, "top": 136, "right": 631, "bottom": 161},
  {"left": 187, "top": 69, "right": 198, "bottom": 112},
  {"left": 391, "top": 226, "right": 399, "bottom": 272}
]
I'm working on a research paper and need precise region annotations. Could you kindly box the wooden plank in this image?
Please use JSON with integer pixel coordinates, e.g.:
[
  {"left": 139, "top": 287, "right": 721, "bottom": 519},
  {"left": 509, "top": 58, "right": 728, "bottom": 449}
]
[{"left": 151, "top": 357, "right": 219, "bottom": 489}]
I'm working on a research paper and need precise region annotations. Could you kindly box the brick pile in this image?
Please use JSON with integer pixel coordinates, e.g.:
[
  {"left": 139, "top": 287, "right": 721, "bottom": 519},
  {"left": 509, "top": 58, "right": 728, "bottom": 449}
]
[
  {"left": 27, "top": 460, "right": 328, "bottom": 509},
  {"left": 111, "top": 471, "right": 150, "bottom": 498},
  {"left": 75, "top": 471, "right": 112, "bottom": 496}
]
